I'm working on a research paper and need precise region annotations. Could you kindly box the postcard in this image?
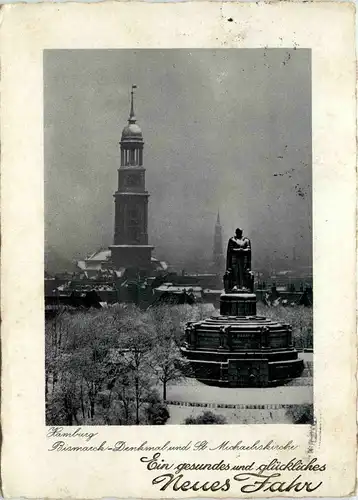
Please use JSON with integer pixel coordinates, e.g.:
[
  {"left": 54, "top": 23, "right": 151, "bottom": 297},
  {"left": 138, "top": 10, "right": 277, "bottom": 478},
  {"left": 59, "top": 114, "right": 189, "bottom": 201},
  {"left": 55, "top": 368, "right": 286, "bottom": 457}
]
[{"left": 0, "top": 1, "right": 356, "bottom": 497}]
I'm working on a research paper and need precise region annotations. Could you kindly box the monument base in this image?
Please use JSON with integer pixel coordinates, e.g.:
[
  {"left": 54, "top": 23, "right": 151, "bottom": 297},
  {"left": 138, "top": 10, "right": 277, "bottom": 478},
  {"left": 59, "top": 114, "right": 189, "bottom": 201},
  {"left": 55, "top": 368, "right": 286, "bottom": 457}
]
[
  {"left": 181, "top": 347, "right": 304, "bottom": 387},
  {"left": 180, "top": 291, "right": 304, "bottom": 388},
  {"left": 220, "top": 292, "right": 257, "bottom": 316}
]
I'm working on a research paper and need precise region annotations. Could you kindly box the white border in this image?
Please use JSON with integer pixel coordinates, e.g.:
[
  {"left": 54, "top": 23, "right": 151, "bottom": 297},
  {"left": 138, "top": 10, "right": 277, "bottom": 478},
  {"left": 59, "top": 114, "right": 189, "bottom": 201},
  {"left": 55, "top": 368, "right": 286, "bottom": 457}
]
[{"left": 0, "top": 2, "right": 356, "bottom": 497}]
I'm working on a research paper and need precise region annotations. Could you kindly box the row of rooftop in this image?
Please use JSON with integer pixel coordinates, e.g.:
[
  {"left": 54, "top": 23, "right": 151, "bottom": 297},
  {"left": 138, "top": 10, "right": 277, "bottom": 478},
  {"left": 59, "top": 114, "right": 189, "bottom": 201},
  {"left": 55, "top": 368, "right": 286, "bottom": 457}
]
[{"left": 45, "top": 268, "right": 313, "bottom": 318}]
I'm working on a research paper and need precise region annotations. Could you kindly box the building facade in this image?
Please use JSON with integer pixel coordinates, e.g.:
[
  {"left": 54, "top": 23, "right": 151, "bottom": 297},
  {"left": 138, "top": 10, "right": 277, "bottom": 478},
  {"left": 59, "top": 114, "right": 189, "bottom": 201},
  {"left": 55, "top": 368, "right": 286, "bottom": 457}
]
[{"left": 110, "top": 86, "right": 154, "bottom": 270}]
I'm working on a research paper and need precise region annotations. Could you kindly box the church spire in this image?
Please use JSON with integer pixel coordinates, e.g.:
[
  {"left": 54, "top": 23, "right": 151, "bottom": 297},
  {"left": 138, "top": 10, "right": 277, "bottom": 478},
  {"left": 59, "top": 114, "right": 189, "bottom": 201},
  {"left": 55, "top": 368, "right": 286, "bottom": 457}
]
[
  {"left": 111, "top": 84, "right": 153, "bottom": 270},
  {"left": 129, "top": 84, "right": 137, "bottom": 123},
  {"left": 213, "top": 211, "right": 225, "bottom": 276}
]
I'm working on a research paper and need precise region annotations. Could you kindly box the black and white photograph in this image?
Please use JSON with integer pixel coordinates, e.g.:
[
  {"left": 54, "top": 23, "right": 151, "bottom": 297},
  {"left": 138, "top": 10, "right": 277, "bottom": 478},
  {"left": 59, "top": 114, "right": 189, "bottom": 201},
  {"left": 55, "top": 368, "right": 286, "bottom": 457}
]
[{"left": 44, "top": 48, "right": 313, "bottom": 426}]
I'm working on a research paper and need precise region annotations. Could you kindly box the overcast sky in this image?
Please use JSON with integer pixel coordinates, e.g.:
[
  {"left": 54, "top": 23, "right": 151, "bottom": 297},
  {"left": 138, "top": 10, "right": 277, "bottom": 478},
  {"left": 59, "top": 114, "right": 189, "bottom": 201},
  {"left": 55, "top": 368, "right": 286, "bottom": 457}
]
[{"left": 44, "top": 49, "right": 312, "bottom": 270}]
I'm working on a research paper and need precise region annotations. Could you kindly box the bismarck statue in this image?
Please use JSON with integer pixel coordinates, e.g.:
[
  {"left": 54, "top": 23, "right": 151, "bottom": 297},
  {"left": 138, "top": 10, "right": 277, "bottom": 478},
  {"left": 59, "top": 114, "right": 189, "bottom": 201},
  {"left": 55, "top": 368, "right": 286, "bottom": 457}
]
[
  {"left": 180, "top": 225, "right": 304, "bottom": 387},
  {"left": 224, "top": 228, "right": 254, "bottom": 292}
]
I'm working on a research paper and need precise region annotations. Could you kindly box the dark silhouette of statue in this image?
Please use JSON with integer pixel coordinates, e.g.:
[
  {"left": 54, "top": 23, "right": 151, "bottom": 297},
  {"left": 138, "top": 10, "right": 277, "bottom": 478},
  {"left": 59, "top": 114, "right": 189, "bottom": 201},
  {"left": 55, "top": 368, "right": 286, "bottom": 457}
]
[{"left": 224, "top": 228, "right": 253, "bottom": 292}]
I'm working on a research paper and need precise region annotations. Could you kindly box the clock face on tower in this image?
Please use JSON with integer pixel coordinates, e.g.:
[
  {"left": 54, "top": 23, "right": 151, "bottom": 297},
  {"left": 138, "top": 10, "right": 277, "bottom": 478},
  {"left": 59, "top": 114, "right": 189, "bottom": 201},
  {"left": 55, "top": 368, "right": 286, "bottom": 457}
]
[{"left": 126, "top": 174, "right": 140, "bottom": 187}]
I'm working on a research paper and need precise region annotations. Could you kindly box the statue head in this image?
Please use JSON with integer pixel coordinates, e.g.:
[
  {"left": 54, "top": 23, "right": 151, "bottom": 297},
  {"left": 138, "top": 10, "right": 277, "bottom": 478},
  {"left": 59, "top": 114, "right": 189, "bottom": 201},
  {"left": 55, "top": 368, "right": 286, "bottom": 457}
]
[{"left": 235, "top": 228, "right": 243, "bottom": 238}]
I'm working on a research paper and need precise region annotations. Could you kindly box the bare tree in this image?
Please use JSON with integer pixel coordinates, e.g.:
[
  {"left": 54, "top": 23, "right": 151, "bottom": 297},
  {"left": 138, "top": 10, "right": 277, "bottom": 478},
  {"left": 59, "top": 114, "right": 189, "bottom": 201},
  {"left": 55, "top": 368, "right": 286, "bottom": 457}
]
[
  {"left": 148, "top": 307, "right": 187, "bottom": 400},
  {"left": 116, "top": 308, "right": 155, "bottom": 424}
]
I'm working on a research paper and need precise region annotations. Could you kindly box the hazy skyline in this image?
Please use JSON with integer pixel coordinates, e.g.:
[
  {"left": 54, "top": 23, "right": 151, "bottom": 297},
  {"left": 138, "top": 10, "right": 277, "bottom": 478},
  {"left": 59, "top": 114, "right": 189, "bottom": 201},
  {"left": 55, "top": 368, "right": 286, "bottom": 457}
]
[{"left": 44, "top": 49, "right": 312, "bottom": 271}]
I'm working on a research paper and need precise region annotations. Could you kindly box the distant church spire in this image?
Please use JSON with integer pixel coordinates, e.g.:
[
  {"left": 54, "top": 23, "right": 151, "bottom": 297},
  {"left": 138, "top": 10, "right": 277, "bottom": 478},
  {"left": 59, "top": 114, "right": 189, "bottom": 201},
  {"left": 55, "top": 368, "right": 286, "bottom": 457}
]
[{"left": 213, "top": 211, "right": 225, "bottom": 275}]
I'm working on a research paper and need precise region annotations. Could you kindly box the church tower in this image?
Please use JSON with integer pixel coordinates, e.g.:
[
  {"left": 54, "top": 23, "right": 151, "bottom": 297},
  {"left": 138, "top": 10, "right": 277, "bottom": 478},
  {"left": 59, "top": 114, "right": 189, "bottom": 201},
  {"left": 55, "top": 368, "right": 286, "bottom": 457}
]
[
  {"left": 110, "top": 86, "right": 153, "bottom": 270},
  {"left": 213, "top": 211, "right": 225, "bottom": 274}
]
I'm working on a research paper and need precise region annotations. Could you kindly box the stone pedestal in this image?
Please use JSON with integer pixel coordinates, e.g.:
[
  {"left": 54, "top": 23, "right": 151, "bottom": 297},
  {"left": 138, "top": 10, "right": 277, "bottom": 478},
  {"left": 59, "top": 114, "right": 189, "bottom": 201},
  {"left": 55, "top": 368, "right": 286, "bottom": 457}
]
[
  {"left": 228, "top": 358, "right": 269, "bottom": 387},
  {"left": 181, "top": 290, "right": 304, "bottom": 387},
  {"left": 220, "top": 292, "right": 256, "bottom": 316}
]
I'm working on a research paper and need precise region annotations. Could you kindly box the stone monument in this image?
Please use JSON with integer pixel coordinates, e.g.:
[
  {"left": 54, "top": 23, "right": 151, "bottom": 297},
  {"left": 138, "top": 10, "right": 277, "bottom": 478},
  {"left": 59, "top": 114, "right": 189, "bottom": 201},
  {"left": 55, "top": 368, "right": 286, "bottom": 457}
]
[{"left": 181, "top": 229, "right": 304, "bottom": 387}]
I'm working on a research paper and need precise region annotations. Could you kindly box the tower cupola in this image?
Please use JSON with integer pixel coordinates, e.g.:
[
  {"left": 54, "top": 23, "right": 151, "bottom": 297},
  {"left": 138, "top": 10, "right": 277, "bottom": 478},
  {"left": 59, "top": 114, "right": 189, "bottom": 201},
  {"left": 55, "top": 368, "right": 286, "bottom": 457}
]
[{"left": 120, "top": 85, "right": 144, "bottom": 167}]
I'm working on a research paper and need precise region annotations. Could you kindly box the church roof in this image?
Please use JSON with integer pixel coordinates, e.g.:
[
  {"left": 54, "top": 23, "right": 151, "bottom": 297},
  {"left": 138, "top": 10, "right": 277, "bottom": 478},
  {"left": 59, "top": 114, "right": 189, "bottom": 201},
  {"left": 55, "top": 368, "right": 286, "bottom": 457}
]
[
  {"left": 77, "top": 248, "right": 168, "bottom": 273},
  {"left": 86, "top": 249, "right": 111, "bottom": 262}
]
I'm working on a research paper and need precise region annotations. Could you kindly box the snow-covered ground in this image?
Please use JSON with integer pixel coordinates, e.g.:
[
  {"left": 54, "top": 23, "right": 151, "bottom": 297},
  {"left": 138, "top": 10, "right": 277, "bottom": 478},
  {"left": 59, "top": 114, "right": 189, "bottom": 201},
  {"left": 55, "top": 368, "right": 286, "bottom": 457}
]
[
  {"left": 165, "top": 353, "right": 313, "bottom": 424},
  {"left": 166, "top": 405, "right": 292, "bottom": 425},
  {"left": 166, "top": 383, "right": 312, "bottom": 406}
]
